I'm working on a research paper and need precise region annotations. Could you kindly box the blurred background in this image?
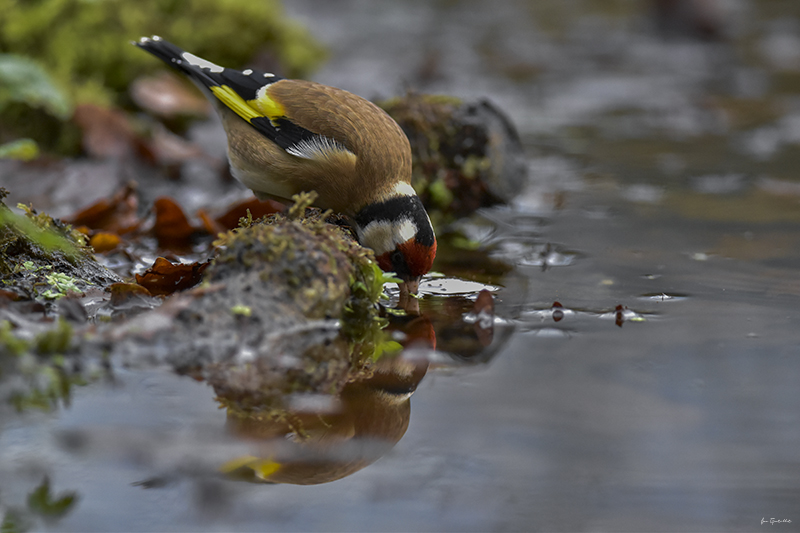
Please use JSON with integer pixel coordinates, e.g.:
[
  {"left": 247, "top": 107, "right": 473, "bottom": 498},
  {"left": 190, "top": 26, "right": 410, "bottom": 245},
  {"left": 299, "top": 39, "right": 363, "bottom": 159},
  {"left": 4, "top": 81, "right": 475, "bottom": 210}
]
[{"left": 2, "top": 0, "right": 800, "bottom": 531}]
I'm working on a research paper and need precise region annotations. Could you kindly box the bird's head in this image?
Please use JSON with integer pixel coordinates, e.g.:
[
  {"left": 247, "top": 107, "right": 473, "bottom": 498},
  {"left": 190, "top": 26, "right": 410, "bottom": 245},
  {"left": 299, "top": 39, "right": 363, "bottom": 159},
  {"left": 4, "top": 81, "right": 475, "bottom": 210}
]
[{"left": 354, "top": 191, "right": 436, "bottom": 294}]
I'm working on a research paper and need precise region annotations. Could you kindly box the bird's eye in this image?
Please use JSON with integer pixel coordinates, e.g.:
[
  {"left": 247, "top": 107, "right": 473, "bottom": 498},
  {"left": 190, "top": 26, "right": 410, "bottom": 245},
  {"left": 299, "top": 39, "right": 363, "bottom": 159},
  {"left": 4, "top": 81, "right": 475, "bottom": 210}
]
[{"left": 391, "top": 250, "right": 403, "bottom": 263}]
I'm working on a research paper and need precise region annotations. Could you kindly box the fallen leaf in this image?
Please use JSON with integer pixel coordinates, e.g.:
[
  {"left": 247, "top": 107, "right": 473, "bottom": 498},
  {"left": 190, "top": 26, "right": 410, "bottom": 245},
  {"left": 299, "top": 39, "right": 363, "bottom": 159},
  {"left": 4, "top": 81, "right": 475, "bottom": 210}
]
[
  {"left": 153, "top": 197, "right": 198, "bottom": 249},
  {"left": 210, "top": 197, "right": 285, "bottom": 232},
  {"left": 108, "top": 282, "right": 153, "bottom": 306},
  {"left": 0, "top": 288, "right": 23, "bottom": 302},
  {"left": 73, "top": 104, "right": 151, "bottom": 160},
  {"left": 135, "top": 257, "right": 209, "bottom": 296},
  {"left": 130, "top": 72, "right": 211, "bottom": 119},
  {"left": 66, "top": 182, "right": 140, "bottom": 234},
  {"left": 89, "top": 232, "right": 121, "bottom": 253}
]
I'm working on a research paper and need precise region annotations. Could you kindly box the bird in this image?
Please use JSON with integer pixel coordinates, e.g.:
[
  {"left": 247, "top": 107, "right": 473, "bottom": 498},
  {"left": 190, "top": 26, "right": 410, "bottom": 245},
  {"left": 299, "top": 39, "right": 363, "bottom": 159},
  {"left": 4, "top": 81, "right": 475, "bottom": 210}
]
[{"left": 134, "top": 36, "right": 436, "bottom": 295}]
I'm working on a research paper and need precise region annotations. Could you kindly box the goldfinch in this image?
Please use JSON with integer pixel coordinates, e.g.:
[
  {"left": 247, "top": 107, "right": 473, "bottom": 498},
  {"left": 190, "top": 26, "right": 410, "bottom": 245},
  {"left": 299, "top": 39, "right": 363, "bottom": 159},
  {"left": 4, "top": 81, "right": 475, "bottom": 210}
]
[{"left": 134, "top": 36, "right": 436, "bottom": 293}]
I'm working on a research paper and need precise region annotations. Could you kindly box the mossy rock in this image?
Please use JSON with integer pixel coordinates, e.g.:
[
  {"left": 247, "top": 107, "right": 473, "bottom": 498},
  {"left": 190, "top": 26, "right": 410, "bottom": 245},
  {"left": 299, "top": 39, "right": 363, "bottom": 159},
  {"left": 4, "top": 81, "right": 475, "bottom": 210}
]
[
  {"left": 0, "top": 189, "right": 121, "bottom": 301},
  {"left": 381, "top": 94, "right": 527, "bottom": 221},
  {"left": 114, "top": 200, "right": 389, "bottom": 412}
]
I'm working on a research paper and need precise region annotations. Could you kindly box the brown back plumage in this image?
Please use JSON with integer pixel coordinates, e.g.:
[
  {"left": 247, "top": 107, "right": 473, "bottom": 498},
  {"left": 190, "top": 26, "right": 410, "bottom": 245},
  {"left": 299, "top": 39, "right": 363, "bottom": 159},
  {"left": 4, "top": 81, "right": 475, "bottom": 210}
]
[{"left": 268, "top": 80, "right": 413, "bottom": 206}]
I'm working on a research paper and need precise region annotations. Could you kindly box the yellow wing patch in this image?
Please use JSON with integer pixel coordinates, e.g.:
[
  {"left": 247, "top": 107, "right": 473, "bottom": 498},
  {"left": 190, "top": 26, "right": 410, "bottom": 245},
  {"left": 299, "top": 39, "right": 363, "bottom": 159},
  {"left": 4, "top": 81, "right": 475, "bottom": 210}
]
[
  {"left": 209, "top": 84, "right": 286, "bottom": 128},
  {"left": 247, "top": 87, "right": 285, "bottom": 125},
  {"left": 210, "top": 85, "right": 261, "bottom": 122}
]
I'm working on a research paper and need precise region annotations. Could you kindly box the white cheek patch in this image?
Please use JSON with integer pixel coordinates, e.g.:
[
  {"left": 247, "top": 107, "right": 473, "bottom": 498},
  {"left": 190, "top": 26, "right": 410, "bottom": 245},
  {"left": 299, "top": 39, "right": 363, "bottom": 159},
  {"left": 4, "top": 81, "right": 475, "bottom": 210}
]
[
  {"left": 358, "top": 218, "right": 418, "bottom": 256},
  {"left": 358, "top": 220, "right": 396, "bottom": 256},
  {"left": 181, "top": 52, "right": 224, "bottom": 73},
  {"left": 397, "top": 218, "right": 418, "bottom": 243}
]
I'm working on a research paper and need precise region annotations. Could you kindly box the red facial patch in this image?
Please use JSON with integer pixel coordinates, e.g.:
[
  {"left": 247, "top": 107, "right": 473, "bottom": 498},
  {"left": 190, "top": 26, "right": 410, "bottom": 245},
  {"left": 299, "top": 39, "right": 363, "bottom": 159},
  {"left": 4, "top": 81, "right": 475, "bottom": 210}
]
[
  {"left": 398, "top": 239, "right": 437, "bottom": 278},
  {"left": 375, "top": 251, "right": 394, "bottom": 273}
]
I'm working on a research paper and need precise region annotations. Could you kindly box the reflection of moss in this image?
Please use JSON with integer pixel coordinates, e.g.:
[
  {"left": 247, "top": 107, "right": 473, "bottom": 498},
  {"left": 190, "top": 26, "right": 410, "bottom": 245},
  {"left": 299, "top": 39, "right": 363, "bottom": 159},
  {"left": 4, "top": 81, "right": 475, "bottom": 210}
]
[
  {"left": 1, "top": 509, "right": 30, "bottom": 533},
  {"left": 2, "top": 318, "right": 90, "bottom": 412},
  {"left": 26, "top": 477, "right": 79, "bottom": 519},
  {"left": 0, "top": 320, "right": 29, "bottom": 356},
  {"left": 201, "top": 195, "right": 398, "bottom": 418},
  {"left": 0, "top": 477, "right": 79, "bottom": 532},
  {"left": 343, "top": 261, "right": 401, "bottom": 362},
  {"left": 34, "top": 319, "right": 74, "bottom": 355}
]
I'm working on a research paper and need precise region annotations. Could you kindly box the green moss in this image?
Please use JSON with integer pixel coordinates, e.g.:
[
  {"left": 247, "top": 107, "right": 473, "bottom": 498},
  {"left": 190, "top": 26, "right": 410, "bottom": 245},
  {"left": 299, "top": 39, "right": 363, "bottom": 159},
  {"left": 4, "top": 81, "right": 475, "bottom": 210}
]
[
  {"left": 428, "top": 177, "right": 454, "bottom": 208},
  {"left": 0, "top": 190, "right": 121, "bottom": 300},
  {"left": 212, "top": 194, "right": 394, "bottom": 364},
  {"left": 0, "top": 54, "right": 72, "bottom": 118},
  {"left": 379, "top": 94, "right": 487, "bottom": 220},
  {"left": 34, "top": 319, "right": 74, "bottom": 355},
  {"left": 0, "top": 138, "right": 40, "bottom": 161},
  {"left": 0, "top": 203, "right": 86, "bottom": 269},
  {"left": 0, "top": 320, "right": 30, "bottom": 356},
  {"left": 26, "top": 477, "right": 78, "bottom": 519},
  {"left": 212, "top": 197, "right": 359, "bottom": 319},
  {"left": 0, "top": 0, "right": 325, "bottom": 104},
  {"left": 0, "top": 0, "right": 326, "bottom": 151},
  {"left": 230, "top": 304, "right": 253, "bottom": 317}
]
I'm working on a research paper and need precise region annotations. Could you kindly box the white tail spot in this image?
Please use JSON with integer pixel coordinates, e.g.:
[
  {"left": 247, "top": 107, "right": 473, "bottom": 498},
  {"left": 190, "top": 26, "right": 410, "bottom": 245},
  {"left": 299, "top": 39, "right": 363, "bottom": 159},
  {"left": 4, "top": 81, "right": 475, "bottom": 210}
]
[{"left": 181, "top": 52, "right": 224, "bottom": 73}]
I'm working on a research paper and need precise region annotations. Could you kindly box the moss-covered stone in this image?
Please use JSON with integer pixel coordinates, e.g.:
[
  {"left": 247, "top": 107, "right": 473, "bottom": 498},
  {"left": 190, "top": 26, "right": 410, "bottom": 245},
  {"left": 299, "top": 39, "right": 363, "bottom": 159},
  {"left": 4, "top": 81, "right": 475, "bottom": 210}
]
[
  {"left": 0, "top": 188, "right": 121, "bottom": 301},
  {"left": 380, "top": 93, "right": 527, "bottom": 221},
  {"left": 109, "top": 195, "right": 391, "bottom": 415}
]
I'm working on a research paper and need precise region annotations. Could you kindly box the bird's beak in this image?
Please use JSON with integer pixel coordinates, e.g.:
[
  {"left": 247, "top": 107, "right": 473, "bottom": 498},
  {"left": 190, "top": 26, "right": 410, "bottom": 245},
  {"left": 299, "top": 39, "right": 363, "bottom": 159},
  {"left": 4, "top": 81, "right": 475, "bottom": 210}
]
[
  {"left": 398, "top": 278, "right": 421, "bottom": 315},
  {"left": 399, "top": 278, "right": 420, "bottom": 296}
]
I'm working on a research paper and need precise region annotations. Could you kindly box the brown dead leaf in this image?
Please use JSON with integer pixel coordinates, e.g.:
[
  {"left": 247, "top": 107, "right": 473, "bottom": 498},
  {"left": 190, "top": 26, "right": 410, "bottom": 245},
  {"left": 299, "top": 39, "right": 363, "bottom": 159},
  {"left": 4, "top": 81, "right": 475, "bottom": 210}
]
[
  {"left": 0, "top": 288, "right": 23, "bottom": 302},
  {"left": 130, "top": 72, "right": 211, "bottom": 119},
  {"left": 134, "top": 257, "right": 209, "bottom": 297},
  {"left": 149, "top": 124, "right": 214, "bottom": 168},
  {"left": 197, "top": 209, "right": 225, "bottom": 237},
  {"left": 73, "top": 104, "right": 152, "bottom": 160},
  {"left": 89, "top": 232, "right": 122, "bottom": 253},
  {"left": 153, "top": 197, "right": 198, "bottom": 248},
  {"left": 66, "top": 182, "right": 140, "bottom": 234},
  {"left": 108, "top": 282, "right": 153, "bottom": 306},
  {"left": 200, "top": 197, "right": 285, "bottom": 234}
]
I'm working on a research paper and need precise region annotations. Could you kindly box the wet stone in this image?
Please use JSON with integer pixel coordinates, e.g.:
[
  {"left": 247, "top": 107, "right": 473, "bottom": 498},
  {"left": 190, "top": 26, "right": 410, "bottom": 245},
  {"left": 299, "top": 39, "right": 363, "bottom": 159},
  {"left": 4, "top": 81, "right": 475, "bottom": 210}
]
[
  {"left": 109, "top": 206, "right": 381, "bottom": 409},
  {"left": 381, "top": 94, "right": 528, "bottom": 220}
]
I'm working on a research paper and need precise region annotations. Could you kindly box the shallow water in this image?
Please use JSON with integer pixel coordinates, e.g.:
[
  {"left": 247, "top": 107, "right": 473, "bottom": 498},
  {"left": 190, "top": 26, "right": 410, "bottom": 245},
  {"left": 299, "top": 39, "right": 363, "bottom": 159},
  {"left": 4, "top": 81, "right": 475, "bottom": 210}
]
[{"left": 3, "top": 0, "right": 800, "bottom": 531}]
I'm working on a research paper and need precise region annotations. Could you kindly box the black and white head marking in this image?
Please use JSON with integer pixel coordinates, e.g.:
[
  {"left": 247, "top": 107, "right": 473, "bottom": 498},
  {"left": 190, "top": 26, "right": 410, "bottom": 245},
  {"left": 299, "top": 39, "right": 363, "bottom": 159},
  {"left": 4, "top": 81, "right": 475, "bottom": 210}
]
[{"left": 354, "top": 184, "right": 435, "bottom": 255}]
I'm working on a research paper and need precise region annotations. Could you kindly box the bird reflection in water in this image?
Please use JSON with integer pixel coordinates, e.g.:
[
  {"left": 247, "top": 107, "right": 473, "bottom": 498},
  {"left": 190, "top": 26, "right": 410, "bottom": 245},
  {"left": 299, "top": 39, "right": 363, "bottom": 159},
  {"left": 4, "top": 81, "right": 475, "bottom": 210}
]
[{"left": 216, "top": 289, "right": 505, "bottom": 485}]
